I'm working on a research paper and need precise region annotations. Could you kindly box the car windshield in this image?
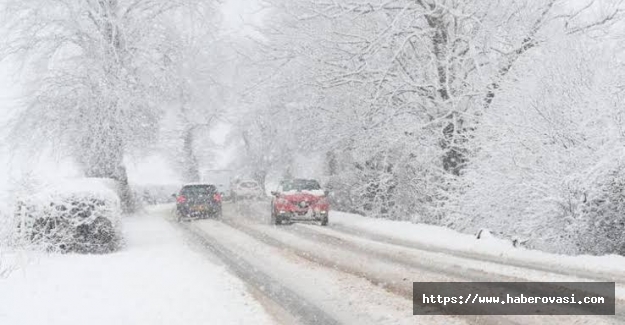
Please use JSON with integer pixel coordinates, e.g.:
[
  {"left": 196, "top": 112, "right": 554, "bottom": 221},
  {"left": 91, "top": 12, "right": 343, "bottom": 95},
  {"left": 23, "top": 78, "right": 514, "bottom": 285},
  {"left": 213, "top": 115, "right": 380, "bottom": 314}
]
[{"left": 282, "top": 180, "right": 321, "bottom": 192}]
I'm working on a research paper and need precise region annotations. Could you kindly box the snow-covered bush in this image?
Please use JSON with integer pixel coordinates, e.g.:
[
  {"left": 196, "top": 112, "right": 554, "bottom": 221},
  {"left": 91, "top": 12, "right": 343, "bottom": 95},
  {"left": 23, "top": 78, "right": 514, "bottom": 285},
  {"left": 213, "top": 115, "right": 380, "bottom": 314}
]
[
  {"left": 0, "top": 205, "right": 15, "bottom": 277},
  {"left": 0, "top": 203, "right": 10, "bottom": 246},
  {"left": 323, "top": 137, "right": 451, "bottom": 223},
  {"left": 14, "top": 178, "right": 123, "bottom": 254},
  {"left": 575, "top": 162, "right": 625, "bottom": 255}
]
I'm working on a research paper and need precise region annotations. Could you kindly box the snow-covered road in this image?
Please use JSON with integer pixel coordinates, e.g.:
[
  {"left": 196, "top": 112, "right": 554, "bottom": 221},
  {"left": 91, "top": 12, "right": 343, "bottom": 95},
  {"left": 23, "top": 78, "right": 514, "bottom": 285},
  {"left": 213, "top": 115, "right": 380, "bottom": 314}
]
[{"left": 170, "top": 201, "right": 625, "bottom": 325}]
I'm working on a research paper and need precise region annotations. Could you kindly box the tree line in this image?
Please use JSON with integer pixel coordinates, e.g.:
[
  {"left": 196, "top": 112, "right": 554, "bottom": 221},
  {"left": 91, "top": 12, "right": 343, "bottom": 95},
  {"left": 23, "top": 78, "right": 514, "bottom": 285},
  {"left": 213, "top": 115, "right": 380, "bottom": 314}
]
[{"left": 230, "top": 0, "right": 625, "bottom": 255}]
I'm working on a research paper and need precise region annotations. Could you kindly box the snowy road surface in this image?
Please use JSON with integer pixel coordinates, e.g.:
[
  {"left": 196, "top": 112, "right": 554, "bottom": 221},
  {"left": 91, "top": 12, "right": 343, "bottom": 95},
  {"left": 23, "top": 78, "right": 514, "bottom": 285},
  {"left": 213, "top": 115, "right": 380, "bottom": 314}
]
[
  {"left": 2, "top": 201, "right": 623, "bottom": 325},
  {"left": 171, "top": 201, "right": 624, "bottom": 325},
  {"left": 0, "top": 211, "right": 275, "bottom": 325}
]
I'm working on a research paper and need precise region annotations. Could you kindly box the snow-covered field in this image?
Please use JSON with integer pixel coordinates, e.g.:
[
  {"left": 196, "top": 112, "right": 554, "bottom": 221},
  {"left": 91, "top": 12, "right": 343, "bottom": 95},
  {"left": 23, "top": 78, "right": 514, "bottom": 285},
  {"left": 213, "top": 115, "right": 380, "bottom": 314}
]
[{"left": 0, "top": 212, "right": 275, "bottom": 325}]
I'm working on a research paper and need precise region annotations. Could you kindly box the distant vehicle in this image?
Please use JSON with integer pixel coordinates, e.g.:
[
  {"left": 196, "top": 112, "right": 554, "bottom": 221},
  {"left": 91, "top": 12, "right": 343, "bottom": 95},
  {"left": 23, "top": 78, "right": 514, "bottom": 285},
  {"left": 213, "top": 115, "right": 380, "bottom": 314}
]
[
  {"left": 270, "top": 178, "right": 329, "bottom": 226},
  {"left": 199, "top": 169, "right": 233, "bottom": 199},
  {"left": 232, "top": 179, "right": 264, "bottom": 201},
  {"left": 174, "top": 184, "right": 222, "bottom": 221}
]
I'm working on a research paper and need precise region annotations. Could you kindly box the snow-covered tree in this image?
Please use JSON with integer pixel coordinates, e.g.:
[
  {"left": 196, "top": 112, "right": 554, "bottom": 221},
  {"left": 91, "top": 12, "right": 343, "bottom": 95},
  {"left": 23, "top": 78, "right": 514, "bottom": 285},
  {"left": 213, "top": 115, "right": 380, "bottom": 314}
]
[
  {"left": 455, "top": 37, "right": 625, "bottom": 253},
  {"left": 162, "top": 4, "right": 239, "bottom": 183},
  {"left": 237, "top": 0, "right": 624, "bottom": 224},
  {"left": 1, "top": 0, "right": 212, "bottom": 211}
]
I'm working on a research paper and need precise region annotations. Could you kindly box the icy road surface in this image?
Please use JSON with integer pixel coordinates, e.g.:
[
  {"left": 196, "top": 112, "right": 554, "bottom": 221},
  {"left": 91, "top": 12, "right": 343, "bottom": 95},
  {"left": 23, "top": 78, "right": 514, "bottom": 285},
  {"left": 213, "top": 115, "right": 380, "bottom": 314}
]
[{"left": 0, "top": 212, "right": 275, "bottom": 325}]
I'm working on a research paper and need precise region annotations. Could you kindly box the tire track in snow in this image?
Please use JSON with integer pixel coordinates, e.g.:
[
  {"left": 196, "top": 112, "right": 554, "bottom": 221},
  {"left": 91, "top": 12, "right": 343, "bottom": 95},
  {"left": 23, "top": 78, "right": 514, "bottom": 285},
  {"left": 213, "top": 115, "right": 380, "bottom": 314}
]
[
  {"left": 284, "top": 223, "right": 625, "bottom": 324},
  {"left": 172, "top": 210, "right": 469, "bottom": 325},
  {"left": 218, "top": 219, "right": 523, "bottom": 325},
  {"left": 224, "top": 201, "right": 623, "bottom": 324},
  {"left": 240, "top": 199, "right": 625, "bottom": 284},
  {"left": 172, "top": 220, "right": 341, "bottom": 325},
  {"left": 328, "top": 223, "right": 625, "bottom": 284}
]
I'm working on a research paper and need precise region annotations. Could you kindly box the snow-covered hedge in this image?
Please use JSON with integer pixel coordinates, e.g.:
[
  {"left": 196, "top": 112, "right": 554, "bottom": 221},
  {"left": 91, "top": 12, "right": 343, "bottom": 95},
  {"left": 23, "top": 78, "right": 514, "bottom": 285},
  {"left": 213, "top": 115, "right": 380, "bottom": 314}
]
[
  {"left": 0, "top": 204, "right": 13, "bottom": 277},
  {"left": 14, "top": 178, "right": 123, "bottom": 254},
  {"left": 0, "top": 203, "right": 10, "bottom": 246},
  {"left": 575, "top": 163, "right": 625, "bottom": 255}
]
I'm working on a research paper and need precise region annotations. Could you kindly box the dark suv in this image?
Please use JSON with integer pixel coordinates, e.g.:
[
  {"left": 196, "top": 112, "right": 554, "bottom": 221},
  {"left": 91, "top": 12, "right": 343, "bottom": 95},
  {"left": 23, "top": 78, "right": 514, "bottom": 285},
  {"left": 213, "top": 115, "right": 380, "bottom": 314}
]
[{"left": 174, "top": 184, "right": 222, "bottom": 221}]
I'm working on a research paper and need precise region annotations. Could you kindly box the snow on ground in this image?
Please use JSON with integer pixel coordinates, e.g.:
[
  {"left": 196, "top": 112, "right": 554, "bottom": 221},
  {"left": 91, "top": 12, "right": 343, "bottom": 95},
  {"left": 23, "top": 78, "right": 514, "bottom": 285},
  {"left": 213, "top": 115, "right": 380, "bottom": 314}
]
[
  {"left": 0, "top": 211, "right": 275, "bottom": 325},
  {"left": 331, "top": 211, "right": 625, "bottom": 277}
]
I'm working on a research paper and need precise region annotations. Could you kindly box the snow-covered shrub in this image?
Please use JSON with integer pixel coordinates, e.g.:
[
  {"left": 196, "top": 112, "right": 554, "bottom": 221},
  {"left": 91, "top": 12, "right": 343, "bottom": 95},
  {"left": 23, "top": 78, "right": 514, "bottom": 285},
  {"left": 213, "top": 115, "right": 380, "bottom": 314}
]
[
  {"left": 324, "top": 147, "right": 445, "bottom": 222},
  {"left": 14, "top": 178, "right": 123, "bottom": 254},
  {"left": 323, "top": 132, "right": 450, "bottom": 223},
  {"left": 325, "top": 173, "right": 359, "bottom": 215},
  {"left": 0, "top": 205, "right": 14, "bottom": 277},
  {"left": 575, "top": 163, "right": 625, "bottom": 255},
  {"left": 0, "top": 203, "right": 10, "bottom": 246}
]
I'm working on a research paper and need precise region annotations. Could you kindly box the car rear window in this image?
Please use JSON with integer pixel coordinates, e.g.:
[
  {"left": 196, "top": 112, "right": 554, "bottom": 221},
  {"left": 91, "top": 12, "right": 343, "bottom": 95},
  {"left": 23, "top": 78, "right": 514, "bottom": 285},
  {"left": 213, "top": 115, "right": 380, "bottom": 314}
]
[{"left": 181, "top": 185, "right": 217, "bottom": 196}]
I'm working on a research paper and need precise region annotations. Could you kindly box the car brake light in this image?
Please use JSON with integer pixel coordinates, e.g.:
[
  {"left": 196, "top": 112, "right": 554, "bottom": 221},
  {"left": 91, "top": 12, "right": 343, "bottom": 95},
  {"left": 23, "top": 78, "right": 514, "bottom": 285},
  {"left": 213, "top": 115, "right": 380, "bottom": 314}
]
[
  {"left": 213, "top": 193, "right": 222, "bottom": 202},
  {"left": 176, "top": 195, "right": 186, "bottom": 203}
]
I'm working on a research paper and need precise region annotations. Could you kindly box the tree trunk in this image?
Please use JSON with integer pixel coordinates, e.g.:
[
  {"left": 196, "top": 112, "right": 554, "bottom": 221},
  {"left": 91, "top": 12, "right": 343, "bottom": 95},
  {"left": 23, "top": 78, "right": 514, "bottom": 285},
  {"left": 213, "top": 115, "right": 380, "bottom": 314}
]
[
  {"left": 182, "top": 126, "right": 200, "bottom": 183},
  {"left": 82, "top": 160, "right": 136, "bottom": 213},
  {"left": 325, "top": 151, "right": 337, "bottom": 176},
  {"left": 112, "top": 164, "right": 136, "bottom": 213},
  {"left": 426, "top": 12, "right": 467, "bottom": 176},
  {"left": 254, "top": 170, "right": 267, "bottom": 192},
  {"left": 77, "top": 122, "right": 137, "bottom": 213}
]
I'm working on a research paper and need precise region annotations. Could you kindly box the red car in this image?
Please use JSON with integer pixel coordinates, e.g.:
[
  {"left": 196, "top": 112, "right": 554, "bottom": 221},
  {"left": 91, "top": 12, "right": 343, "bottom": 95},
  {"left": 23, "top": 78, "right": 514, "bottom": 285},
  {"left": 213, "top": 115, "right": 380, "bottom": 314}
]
[{"left": 270, "top": 179, "right": 329, "bottom": 226}]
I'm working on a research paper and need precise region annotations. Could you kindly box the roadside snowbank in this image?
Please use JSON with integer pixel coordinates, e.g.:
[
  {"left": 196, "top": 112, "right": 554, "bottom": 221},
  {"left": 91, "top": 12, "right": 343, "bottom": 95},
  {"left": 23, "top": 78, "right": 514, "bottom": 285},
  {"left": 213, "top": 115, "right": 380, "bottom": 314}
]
[
  {"left": 0, "top": 210, "right": 275, "bottom": 325},
  {"left": 331, "top": 211, "right": 625, "bottom": 277}
]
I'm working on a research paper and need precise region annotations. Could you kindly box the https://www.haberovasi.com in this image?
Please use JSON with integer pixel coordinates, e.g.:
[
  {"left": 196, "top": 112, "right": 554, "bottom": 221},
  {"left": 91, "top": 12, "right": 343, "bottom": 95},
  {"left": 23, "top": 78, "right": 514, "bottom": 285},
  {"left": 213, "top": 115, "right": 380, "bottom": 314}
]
[
  {"left": 413, "top": 282, "right": 615, "bottom": 315},
  {"left": 422, "top": 293, "right": 605, "bottom": 306}
]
